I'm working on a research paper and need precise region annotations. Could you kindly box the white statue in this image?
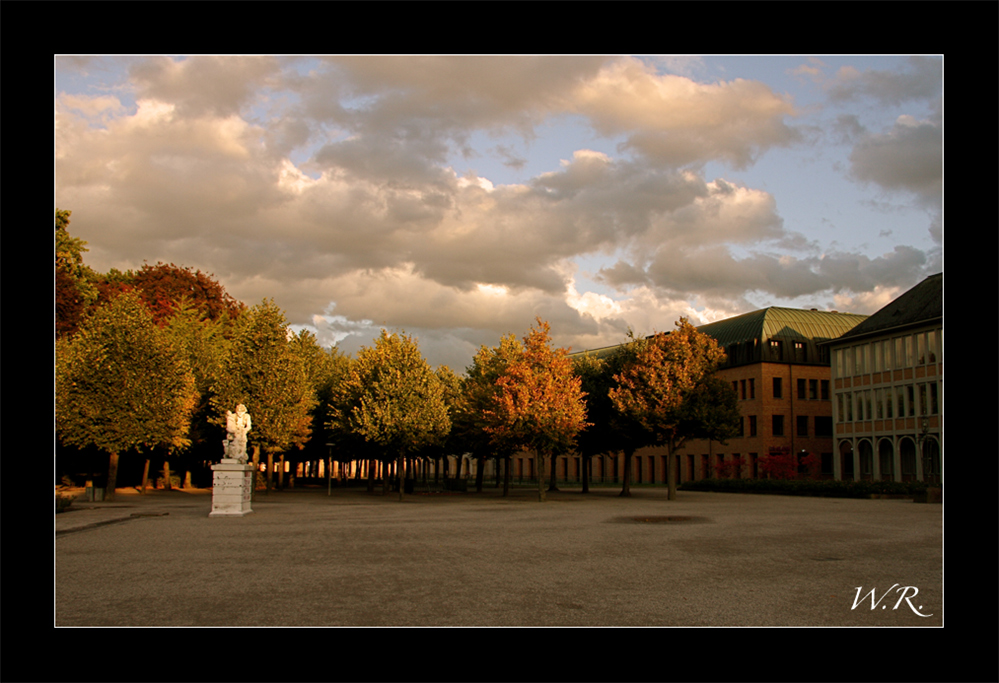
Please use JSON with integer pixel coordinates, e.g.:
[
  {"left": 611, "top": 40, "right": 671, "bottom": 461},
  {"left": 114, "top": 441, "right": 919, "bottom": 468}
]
[{"left": 224, "top": 404, "right": 252, "bottom": 462}]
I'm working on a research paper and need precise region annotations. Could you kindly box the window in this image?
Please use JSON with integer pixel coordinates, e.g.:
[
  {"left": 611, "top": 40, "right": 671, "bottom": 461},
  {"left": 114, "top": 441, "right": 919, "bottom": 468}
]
[
  {"left": 930, "top": 382, "right": 939, "bottom": 414},
  {"left": 797, "top": 378, "right": 806, "bottom": 400},
  {"left": 794, "top": 341, "right": 806, "bottom": 363},
  {"left": 740, "top": 379, "right": 747, "bottom": 400},
  {"left": 772, "top": 415, "right": 785, "bottom": 436},
  {"left": 815, "top": 417, "right": 832, "bottom": 437},
  {"left": 916, "top": 334, "right": 926, "bottom": 365},
  {"left": 749, "top": 415, "right": 757, "bottom": 437},
  {"left": 907, "top": 385, "right": 916, "bottom": 417},
  {"left": 875, "top": 388, "right": 884, "bottom": 419},
  {"left": 873, "top": 341, "right": 882, "bottom": 372},
  {"left": 834, "top": 349, "right": 843, "bottom": 378},
  {"left": 927, "top": 330, "right": 938, "bottom": 363},
  {"left": 773, "top": 377, "right": 782, "bottom": 399},
  {"left": 809, "top": 379, "right": 818, "bottom": 400},
  {"left": 749, "top": 378, "right": 755, "bottom": 399},
  {"left": 821, "top": 380, "right": 829, "bottom": 400},
  {"left": 770, "top": 339, "right": 783, "bottom": 360},
  {"left": 797, "top": 415, "right": 808, "bottom": 436}
]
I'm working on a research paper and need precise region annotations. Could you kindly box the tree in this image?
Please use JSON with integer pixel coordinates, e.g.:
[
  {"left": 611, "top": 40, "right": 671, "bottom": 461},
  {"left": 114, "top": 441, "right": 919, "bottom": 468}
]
[
  {"left": 161, "top": 299, "right": 234, "bottom": 487},
  {"left": 56, "top": 291, "right": 198, "bottom": 500},
  {"left": 450, "top": 334, "right": 524, "bottom": 495},
  {"left": 609, "top": 319, "right": 739, "bottom": 500},
  {"left": 55, "top": 209, "right": 98, "bottom": 338},
  {"left": 573, "top": 344, "right": 656, "bottom": 497},
  {"left": 132, "top": 262, "right": 245, "bottom": 325},
  {"left": 483, "top": 318, "right": 589, "bottom": 502},
  {"left": 328, "top": 330, "right": 450, "bottom": 501},
  {"left": 210, "top": 300, "right": 317, "bottom": 492},
  {"left": 289, "top": 329, "right": 352, "bottom": 484}
]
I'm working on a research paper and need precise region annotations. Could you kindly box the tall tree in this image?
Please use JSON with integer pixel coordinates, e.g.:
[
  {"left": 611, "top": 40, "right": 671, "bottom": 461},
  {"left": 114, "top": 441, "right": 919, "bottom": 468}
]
[
  {"left": 483, "top": 318, "right": 589, "bottom": 502},
  {"left": 609, "top": 319, "right": 737, "bottom": 500},
  {"left": 454, "top": 334, "right": 523, "bottom": 495},
  {"left": 55, "top": 209, "right": 99, "bottom": 338},
  {"left": 328, "top": 330, "right": 450, "bottom": 501},
  {"left": 56, "top": 291, "right": 198, "bottom": 500},
  {"left": 289, "top": 329, "right": 352, "bottom": 483},
  {"left": 210, "top": 300, "right": 317, "bottom": 491}
]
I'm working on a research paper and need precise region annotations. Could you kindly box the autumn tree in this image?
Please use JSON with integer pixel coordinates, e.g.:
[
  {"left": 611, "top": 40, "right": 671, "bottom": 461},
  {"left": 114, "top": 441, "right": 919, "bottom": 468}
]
[
  {"left": 210, "top": 300, "right": 317, "bottom": 492},
  {"left": 132, "top": 262, "right": 245, "bottom": 325},
  {"left": 56, "top": 291, "right": 198, "bottom": 500},
  {"left": 483, "top": 318, "right": 589, "bottom": 502},
  {"left": 328, "top": 330, "right": 450, "bottom": 501},
  {"left": 609, "top": 319, "right": 740, "bottom": 500}
]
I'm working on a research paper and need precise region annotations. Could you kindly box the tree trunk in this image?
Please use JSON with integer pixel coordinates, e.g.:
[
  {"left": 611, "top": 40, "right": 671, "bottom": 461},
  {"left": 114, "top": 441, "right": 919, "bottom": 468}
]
[
  {"left": 106, "top": 451, "right": 120, "bottom": 502},
  {"left": 548, "top": 455, "right": 559, "bottom": 492},
  {"left": 251, "top": 446, "right": 261, "bottom": 499},
  {"left": 367, "top": 460, "right": 376, "bottom": 493},
  {"left": 397, "top": 457, "right": 405, "bottom": 501},
  {"left": 581, "top": 455, "right": 590, "bottom": 494},
  {"left": 278, "top": 454, "right": 286, "bottom": 490},
  {"left": 502, "top": 457, "right": 511, "bottom": 497},
  {"left": 141, "top": 458, "right": 151, "bottom": 493},
  {"left": 619, "top": 448, "right": 634, "bottom": 497},
  {"left": 536, "top": 453, "right": 547, "bottom": 502},
  {"left": 667, "top": 446, "right": 677, "bottom": 501},
  {"left": 265, "top": 452, "right": 274, "bottom": 493},
  {"left": 163, "top": 458, "right": 172, "bottom": 490},
  {"left": 475, "top": 455, "right": 485, "bottom": 492}
]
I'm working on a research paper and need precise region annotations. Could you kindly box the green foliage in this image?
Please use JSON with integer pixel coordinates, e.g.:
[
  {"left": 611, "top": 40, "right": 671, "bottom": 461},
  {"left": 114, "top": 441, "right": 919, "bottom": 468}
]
[
  {"left": 55, "top": 209, "right": 99, "bottom": 337},
  {"left": 55, "top": 291, "right": 198, "bottom": 456},
  {"left": 210, "top": 300, "right": 317, "bottom": 456},
  {"left": 329, "top": 330, "right": 450, "bottom": 459}
]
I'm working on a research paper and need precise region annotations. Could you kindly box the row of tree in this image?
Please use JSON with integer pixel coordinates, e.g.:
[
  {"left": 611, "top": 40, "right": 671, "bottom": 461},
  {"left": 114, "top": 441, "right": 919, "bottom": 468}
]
[{"left": 55, "top": 209, "right": 741, "bottom": 502}]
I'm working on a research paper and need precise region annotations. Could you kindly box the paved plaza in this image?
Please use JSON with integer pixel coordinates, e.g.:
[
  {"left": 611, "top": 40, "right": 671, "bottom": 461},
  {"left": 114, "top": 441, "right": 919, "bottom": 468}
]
[{"left": 55, "top": 485, "right": 943, "bottom": 627}]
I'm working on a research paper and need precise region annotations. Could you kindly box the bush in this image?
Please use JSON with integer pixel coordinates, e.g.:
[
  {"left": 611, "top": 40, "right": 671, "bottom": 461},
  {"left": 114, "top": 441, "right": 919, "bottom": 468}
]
[
  {"left": 56, "top": 494, "right": 75, "bottom": 513},
  {"left": 680, "top": 478, "right": 930, "bottom": 498}
]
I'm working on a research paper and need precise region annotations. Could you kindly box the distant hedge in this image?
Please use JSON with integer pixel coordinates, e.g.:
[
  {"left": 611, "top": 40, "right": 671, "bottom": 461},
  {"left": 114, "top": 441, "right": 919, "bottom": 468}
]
[{"left": 679, "top": 478, "right": 932, "bottom": 498}]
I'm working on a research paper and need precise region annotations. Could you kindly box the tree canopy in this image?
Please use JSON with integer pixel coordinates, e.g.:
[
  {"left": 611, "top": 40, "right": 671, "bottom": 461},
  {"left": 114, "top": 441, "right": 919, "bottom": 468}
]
[
  {"left": 210, "top": 299, "right": 317, "bottom": 488},
  {"left": 482, "top": 318, "right": 589, "bottom": 501},
  {"left": 609, "top": 318, "right": 739, "bottom": 499},
  {"left": 328, "top": 330, "right": 451, "bottom": 500},
  {"left": 56, "top": 291, "right": 198, "bottom": 500}
]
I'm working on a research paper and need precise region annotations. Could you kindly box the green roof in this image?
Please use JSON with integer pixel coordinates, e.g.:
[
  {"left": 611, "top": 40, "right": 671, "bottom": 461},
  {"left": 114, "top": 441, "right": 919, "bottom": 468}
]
[
  {"left": 571, "top": 307, "right": 869, "bottom": 367},
  {"left": 697, "top": 307, "right": 868, "bottom": 348}
]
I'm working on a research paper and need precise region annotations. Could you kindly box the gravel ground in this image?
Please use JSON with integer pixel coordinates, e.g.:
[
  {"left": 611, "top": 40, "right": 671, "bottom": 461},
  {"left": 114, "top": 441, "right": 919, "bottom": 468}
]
[{"left": 54, "top": 485, "right": 943, "bottom": 627}]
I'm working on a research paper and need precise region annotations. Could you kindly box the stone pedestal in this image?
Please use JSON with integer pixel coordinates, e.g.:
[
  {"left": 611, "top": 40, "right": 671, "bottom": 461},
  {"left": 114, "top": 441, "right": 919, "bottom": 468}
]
[{"left": 210, "top": 460, "right": 254, "bottom": 517}]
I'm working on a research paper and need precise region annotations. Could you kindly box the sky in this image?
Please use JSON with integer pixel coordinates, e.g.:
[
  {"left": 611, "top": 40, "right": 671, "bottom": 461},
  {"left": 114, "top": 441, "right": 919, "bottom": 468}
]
[{"left": 55, "top": 55, "right": 943, "bottom": 372}]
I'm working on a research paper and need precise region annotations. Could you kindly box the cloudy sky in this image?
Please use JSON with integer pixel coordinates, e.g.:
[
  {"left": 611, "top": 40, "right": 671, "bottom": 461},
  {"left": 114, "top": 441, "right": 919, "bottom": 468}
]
[{"left": 55, "top": 55, "right": 942, "bottom": 372}]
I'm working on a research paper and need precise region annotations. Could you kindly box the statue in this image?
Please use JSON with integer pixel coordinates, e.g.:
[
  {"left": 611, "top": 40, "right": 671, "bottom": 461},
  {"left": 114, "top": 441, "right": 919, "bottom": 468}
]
[{"left": 224, "top": 404, "right": 252, "bottom": 463}]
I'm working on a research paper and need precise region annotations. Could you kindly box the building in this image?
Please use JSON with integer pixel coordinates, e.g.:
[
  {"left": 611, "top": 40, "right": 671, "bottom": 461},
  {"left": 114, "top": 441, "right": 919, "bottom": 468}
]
[
  {"left": 668, "top": 307, "right": 868, "bottom": 483},
  {"left": 823, "top": 273, "right": 942, "bottom": 484},
  {"left": 515, "top": 306, "right": 868, "bottom": 486}
]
